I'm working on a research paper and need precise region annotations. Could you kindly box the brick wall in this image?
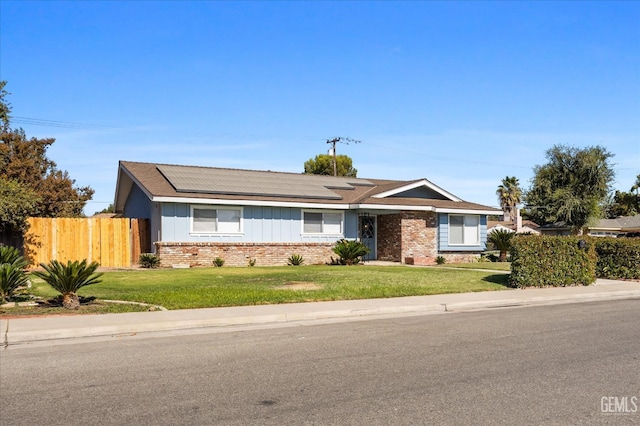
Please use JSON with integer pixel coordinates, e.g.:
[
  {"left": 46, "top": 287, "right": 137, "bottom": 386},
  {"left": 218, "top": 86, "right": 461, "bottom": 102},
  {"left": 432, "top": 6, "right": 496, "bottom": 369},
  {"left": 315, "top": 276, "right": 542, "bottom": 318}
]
[
  {"left": 439, "top": 252, "right": 482, "bottom": 263},
  {"left": 377, "top": 214, "right": 402, "bottom": 261},
  {"left": 401, "top": 211, "right": 438, "bottom": 265},
  {"left": 376, "top": 211, "right": 438, "bottom": 264},
  {"left": 155, "top": 242, "right": 336, "bottom": 267}
]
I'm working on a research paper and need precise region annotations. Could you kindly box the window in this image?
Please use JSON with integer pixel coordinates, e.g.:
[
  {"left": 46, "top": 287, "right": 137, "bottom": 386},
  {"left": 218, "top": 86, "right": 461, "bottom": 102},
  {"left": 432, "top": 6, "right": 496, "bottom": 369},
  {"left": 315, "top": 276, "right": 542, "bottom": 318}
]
[
  {"left": 449, "top": 215, "right": 480, "bottom": 245},
  {"left": 191, "top": 206, "right": 242, "bottom": 233},
  {"left": 303, "top": 211, "right": 343, "bottom": 235}
]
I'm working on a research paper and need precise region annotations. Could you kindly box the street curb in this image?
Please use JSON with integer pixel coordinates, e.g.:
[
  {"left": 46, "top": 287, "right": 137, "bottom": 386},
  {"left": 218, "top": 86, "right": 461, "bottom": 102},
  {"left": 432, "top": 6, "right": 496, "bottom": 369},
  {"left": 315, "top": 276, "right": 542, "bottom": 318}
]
[
  {"left": 444, "top": 290, "right": 640, "bottom": 312},
  {"left": 3, "top": 290, "right": 640, "bottom": 346},
  {"left": 2, "top": 304, "right": 448, "bottom": 345}
]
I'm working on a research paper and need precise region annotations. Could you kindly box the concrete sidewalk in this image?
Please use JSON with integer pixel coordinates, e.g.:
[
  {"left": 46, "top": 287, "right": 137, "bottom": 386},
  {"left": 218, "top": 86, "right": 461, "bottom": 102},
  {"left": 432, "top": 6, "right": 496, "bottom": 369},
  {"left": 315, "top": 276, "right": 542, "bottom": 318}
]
[{"left": 2, "top": 279, "right": 639, "bottom": 346}]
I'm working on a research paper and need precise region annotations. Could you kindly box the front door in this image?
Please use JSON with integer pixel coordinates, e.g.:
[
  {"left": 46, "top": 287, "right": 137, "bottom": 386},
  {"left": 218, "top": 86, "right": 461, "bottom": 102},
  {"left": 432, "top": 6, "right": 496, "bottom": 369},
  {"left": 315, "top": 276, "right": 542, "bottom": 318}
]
[{"left": 359, "top": 215, "right": 376, "bottom": 261}]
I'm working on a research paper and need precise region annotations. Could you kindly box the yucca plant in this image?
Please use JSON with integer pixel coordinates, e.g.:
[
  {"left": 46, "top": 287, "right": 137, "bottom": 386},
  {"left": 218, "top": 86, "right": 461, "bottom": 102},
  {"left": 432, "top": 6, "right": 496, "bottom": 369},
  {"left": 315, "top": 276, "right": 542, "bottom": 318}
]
[
  {"left": 139, "top": 253, "right": 161, "bottom": 268},
  {"left": 287, "top": 254, "right": 304, "bottom": 266},
  {"left": 32, "top": 259, "right": 103, "bottom": 309},
  {"left": 332, "top": 239, "right": 370, "bottom": 265},
  {"left": 213, "top": 257, "right": 225, "bottom": 267},
  {"left": 487, "top": 229, "right": 515, "bottom": 262}
]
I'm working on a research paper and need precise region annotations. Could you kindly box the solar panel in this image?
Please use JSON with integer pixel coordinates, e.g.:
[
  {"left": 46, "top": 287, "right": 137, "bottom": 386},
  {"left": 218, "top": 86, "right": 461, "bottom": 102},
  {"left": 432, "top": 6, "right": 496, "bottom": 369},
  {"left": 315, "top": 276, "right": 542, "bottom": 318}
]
[{"left": 157, "top": 165, "right": 373, "bottom": 199}]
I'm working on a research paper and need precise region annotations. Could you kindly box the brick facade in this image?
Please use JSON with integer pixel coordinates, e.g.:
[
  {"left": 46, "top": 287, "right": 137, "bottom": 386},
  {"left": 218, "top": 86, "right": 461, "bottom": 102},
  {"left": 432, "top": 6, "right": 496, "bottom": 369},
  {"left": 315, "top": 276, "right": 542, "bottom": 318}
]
[
  {"left": 155, "top": 242, "right": 335, "bottom": 267},
  {"left": 377, "top": 214, "right": 402, "bottom": 261},
  {"left": 400, "top": 211, "right": 438, "bottom": 265},
  {"left": 376, "top": 211, "right": 438, "bottom": 264}
]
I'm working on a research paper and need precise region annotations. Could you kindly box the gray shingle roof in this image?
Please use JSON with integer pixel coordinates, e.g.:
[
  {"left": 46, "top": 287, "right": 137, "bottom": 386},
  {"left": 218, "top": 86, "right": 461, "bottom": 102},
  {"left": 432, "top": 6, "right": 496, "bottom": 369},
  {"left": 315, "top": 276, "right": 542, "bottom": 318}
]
[{"left": 157, "top": 164, "right": 374, "bottom": 200}]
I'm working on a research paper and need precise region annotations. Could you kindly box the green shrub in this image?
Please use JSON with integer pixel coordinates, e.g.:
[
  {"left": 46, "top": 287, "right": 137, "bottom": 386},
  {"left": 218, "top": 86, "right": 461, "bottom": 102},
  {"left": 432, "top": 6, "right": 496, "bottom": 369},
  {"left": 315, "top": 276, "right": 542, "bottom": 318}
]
[
  {"left": 213, "top": 257, "right": 225, "bottom": 267},
  {"left": 594, "top": 238, "right": 640, "bottom": 279},
  {"left": 510, "top": 235, "right": 596, "bottom": 288},
  {"left": 139, "top": 253, "right": 161, "bottom": 269},
  {"left": 332, "top": 239, "right": 370, "bottom": 265},
  {"left": 248, "top": 258, "right": 257, "bottom": 267},
  {"left": 287, "top": 254, "right": 304, "bottom": 266},
  {"left": 0, "top": 246, "right": 29, "bottom": 303},
  {"left": 32, "top": 260, "right": 103, "bottom": 309},
  {"left": 436, "top": 256, "right": 446, "bottom": 265}
]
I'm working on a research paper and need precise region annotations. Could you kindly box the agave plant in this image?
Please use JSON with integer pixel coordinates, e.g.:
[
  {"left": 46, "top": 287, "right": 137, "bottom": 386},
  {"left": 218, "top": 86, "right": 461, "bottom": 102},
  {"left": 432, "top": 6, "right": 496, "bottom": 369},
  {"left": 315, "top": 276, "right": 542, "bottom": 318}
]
[
  {"left": 287, "top": 254, "right": 304, "bottom": 266},
  {"left": 487, "top": 229, "right": 515, "bottom": 262},
  {"left": 332, "top": 239, "right": 370, "bottom": 265},
  {"left": 32, "top": 259, "right": 103, "bottom": 309}
]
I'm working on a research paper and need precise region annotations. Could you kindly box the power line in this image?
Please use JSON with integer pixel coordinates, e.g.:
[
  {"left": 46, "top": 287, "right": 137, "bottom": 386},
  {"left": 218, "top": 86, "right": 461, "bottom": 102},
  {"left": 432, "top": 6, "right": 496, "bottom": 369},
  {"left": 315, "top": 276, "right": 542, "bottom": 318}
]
[{"left": 11, "top": 116, "right": 122, "bottom": 130}]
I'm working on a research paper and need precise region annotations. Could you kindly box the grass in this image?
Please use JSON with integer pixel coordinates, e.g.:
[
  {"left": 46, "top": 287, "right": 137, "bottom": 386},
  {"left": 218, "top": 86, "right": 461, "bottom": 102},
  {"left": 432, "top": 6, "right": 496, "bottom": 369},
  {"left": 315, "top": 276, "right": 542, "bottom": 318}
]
[
  {"left": 436, "top": 262, "right": 511, "bottom": 271},
  {"left": 1, "top": 264, "right": 511, "bottom": 316}
]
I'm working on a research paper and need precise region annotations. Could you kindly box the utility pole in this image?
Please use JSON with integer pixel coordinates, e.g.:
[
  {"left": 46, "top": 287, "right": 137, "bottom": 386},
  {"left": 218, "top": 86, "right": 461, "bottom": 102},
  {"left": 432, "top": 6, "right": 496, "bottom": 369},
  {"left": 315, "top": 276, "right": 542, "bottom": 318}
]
[{"left": 326, "top": 137, "right": 361, "bottom": 176}]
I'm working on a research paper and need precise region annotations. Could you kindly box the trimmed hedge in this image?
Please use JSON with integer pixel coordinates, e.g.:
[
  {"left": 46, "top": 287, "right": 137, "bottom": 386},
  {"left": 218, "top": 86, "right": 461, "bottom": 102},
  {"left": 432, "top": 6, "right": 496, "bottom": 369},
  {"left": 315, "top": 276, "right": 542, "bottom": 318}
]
[
  {"left": 510, "top": 235, "right": 597, "bottom": 288},
  {"left": 595, "top": 238, "right": 640, "bottom": 280}
]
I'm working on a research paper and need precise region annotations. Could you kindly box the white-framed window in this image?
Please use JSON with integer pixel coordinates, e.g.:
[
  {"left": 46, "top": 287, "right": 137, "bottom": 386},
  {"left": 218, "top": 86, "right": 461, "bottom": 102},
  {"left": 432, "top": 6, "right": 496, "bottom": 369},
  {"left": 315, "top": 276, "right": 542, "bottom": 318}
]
[
  {"left": 191, "top": 206, "right": 243, "bottom": 234},
  {"left": 449, "top": 214, "right": 480, "bottom": 245},
  {"left": 302, "top": 210, "right": 344, "bottom": 235}
]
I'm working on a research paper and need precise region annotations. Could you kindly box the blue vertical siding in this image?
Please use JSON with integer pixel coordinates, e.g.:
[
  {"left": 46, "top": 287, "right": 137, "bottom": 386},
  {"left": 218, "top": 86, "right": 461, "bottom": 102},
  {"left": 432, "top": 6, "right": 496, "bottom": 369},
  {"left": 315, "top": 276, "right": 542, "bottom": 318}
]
[
  {"left": 123, "top": 184, "right": 152, "bottom": 219},
  {"left": 159, "top": 203, "right": 353, "bottom": 243}
]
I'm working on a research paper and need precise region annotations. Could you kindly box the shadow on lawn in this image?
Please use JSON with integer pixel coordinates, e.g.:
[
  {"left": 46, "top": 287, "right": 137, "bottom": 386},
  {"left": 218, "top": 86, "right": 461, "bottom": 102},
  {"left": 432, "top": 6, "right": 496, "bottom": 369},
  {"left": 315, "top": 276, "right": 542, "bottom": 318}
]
[{"left": 482, "top": 273, "right": 512, "bottom": 287}]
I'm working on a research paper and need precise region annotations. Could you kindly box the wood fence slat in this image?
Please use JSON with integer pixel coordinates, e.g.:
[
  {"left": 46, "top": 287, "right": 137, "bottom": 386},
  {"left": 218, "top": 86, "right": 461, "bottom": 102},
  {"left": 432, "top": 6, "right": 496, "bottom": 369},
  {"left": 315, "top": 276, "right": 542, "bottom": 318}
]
[{"left": 23, "top": 217, "right": 149, "bottom": 268}]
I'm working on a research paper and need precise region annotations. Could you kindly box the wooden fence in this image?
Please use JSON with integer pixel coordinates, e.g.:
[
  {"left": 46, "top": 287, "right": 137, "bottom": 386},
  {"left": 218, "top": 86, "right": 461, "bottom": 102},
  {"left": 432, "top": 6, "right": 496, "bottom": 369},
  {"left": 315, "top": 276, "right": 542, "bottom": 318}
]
[{"left": 25, "top": 218, "right": 150, "bottom": 268}]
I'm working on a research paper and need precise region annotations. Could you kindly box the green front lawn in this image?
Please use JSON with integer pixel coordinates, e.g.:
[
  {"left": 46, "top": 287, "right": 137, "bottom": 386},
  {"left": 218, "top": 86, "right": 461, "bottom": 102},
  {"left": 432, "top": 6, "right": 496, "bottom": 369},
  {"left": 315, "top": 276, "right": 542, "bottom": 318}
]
[
  {"left": 436, "top": 262, "right": 511, "bottom": 271},
  {"left": 21, "top": 265, "right": 510, "bottom": 311}
]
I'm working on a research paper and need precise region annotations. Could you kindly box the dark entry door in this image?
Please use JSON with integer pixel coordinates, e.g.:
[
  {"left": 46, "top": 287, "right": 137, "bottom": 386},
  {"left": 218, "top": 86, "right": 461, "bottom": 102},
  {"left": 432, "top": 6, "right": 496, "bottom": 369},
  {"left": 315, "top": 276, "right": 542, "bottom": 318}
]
[{"left": 359, "top": 215, "right": 376, "bottom": 261}]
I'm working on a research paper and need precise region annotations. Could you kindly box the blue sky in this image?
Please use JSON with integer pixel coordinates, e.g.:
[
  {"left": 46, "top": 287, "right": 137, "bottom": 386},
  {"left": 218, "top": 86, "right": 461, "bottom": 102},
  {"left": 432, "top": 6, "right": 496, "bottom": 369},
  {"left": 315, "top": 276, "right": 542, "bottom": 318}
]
[{"left": 1, "top": 1, "right": 638, "bottom": 214}]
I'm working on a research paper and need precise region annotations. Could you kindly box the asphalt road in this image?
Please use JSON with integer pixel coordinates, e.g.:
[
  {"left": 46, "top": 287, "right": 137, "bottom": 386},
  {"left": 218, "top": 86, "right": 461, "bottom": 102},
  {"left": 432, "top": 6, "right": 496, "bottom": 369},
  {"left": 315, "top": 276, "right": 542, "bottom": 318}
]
[{"left": 1, "top": 300, "right": 639, "bottom": 425}]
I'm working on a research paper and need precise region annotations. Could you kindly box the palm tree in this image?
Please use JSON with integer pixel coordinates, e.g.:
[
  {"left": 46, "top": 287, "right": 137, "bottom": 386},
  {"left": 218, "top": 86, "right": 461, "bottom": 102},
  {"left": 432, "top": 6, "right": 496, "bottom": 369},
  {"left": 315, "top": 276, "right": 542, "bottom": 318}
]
[
  {"left": 32, "top": 259, "right": 103, "bottom": 309},
  {"left": 496, "top": 176, "right": 522, "bottom": 221},
  {"left": 487, "top": 229, "right": 515, "bottom": 262}
]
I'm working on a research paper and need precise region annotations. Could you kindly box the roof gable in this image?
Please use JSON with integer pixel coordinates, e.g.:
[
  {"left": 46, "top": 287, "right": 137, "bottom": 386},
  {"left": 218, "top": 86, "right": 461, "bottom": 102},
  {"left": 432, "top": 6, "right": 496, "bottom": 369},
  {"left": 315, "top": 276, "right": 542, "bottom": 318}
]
[{"left": 370, "top": 179, "right": 461, "bottom": 202}]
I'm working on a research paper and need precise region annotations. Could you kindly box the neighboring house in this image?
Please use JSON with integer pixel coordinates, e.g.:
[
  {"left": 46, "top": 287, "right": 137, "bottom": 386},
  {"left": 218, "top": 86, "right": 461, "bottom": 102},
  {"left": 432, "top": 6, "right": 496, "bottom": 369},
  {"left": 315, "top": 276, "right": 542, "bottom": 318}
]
[
  {"left": 487, "top": 210, "right": 541, "bottom": 235},
  {"left": 114, "top": 161, "right": 500, "bottom": 267},
  {"left": 587, "top": 215, "right": 640, "bottom": 237},
  {"left": 487, "top": 221, "right": 541, "bottom": 235},
  {"left": 538, "top": 222, "right": 574, "bottom": 236}
]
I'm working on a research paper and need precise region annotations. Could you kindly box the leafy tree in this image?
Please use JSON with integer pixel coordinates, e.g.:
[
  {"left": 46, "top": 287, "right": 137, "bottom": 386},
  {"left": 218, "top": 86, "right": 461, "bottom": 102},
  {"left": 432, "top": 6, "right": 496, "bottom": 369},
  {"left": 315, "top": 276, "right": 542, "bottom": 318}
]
[
  {"left": 496, "top": 176, "right": 522, "bottom": 220},
  {"left": 0, "top": 178, "right": 40, "bottom": 232},
  {"left": 32, "top": 259, "right": 103, "bottom": 309},
  {"left": 0, "top": 81, "right": 94, "bottom": 234},
  {"left": 487, "top": 229, "right": 515, "bottom": 262},
  {"left": 93, "top": 203, "right": 115, "bottom": 216},
  {"left": 304, "top": 154, "right": 357, "bottom": 177},
  {"left": 0, "top": 81, "right": 10, "bottom": 132},
  {"left": 631, "top": 174, "right": 640, "bottom": 196},
  {"left": 605, "top": 190, "right": 639, "bottom": 218},
  {"left": 524, "top": 145, "right": 614, "bottom": 233}
]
